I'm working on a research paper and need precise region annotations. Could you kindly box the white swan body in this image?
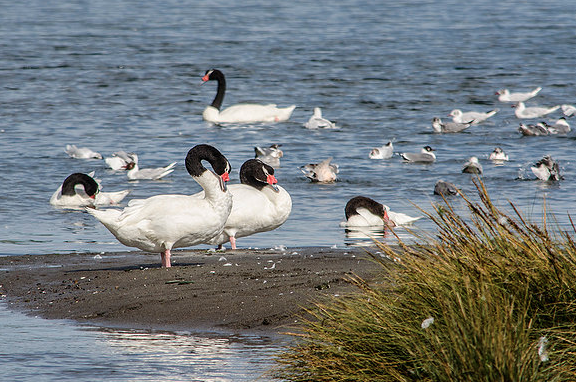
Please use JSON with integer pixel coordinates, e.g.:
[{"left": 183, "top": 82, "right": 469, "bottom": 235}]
[
  {"left": 201, "top": 160, "right": 291, "bottom": 249},
  {"left": 87, "top": 145, "right": 232, "bottom": 267},
  {"left": 202, "top": 69, "right": 295, "bottom": 124},
  {"left": 340, "top": 196, "right": 421, "bottom": 228}
]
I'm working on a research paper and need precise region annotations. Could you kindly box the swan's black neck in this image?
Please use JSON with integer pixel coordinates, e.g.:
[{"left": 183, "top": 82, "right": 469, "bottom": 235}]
[
  {"left": 185, "top": 144, "right": 231, "bottom": 177},
  {"left": 240, "top": 159, "right": 274, "bottom": 190},
  {"left": 204, "top": 69, "right": 226, "bottom": 111},
  {"left": 345, "top": 196, "right": 385, "bottom": 219},
  {"left": 61, "top": 173, "right": 99, "bottom": 197}
]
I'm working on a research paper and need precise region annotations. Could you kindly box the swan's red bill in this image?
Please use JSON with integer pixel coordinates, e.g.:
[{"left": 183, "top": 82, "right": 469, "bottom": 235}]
[
  {"left": 221, "top": 172, "right": 230, "bottom": 182},
  {"left": 266, "top": 174, "right": 277, "bottom": 185},
  {"left": 201, "top": 74, "right": 210, "bottom": 82}
]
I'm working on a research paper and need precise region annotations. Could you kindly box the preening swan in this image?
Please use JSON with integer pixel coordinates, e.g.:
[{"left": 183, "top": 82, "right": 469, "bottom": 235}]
[
  {"left": 201, "top": 69, "right": 296, "bottom": 124},
  {"left": 202, "top": 159, "right": 292, "bottom": 249},
  {"left": 50, "top": 172, "right": 130, "bottom": 208},
  {"left": 87, "top": 144, "right": 232, "bottom": 267}
]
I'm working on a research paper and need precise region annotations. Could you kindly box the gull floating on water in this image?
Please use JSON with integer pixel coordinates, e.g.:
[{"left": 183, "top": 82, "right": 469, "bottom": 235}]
[
  {"left": 65, "top": 144, "right": 102, "bottom": 160},
  {"left": 561, "top": 104, "right": 576, "bottom": 117},
  {"left": 126, "top": 153, "right": 177, "bottom": 180},
  {"left": 462, "top": 156, "right": 483, "bottom": 174},
  {"left": 513, "top": 102, "right": 560, "bottom": 119},
  {"left": 304, "top": 107, "right": 336, "bottom": 129},
  {"left": 518, "top": 122, "right": 551, "bottom": 136},
  {"left": 434, "top": 180, "right": 459, "bottom": 196},
  {"left": 400, "top": 146, "right": 436, "bottom": 163},
  {"left": 254, "top": 144, "right": 283, "bottom": 168},
  {"left": 542, "top": 117, "right": 571, "bottom": 134},
  {"left": 369, "top": 141, "right": 394, "bottom": 159},
  {"left": 300, "top": 157, "right": 339, "bottom": 183},
  {"left": 449, "top": 109, "right": 498, "bottom": 124},
  {"left": 496, "top": 87, "right": 542, "bottom": 102},
  {"left": 489, "top": 147, "right": 509, "bottom": 161},
  {"left": 531, "top": 155, "right": 562, "bottom": 181},
  {"left": 105, "top": 151, "right": 136, "bottom": 170},
  {"left": 432, "top": 117, "right": 472, "bottom": 133}
]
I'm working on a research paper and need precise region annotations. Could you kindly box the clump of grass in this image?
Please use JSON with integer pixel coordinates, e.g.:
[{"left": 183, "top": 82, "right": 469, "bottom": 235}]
[{"left": 274, "top": 180, "right": 576, "bottom": 381}]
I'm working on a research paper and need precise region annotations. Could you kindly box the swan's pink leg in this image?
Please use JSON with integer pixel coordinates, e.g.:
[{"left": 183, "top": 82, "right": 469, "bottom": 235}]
[
  {"left": 230, "top": 236, "right": 237, "bottom": 250},
  {"left": 161, "top": 249, "right": 172, "bottom": 268}
]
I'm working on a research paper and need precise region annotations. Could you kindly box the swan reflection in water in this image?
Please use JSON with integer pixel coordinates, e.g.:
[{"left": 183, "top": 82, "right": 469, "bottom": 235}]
[{"left": 343, "top": 225, "right": 391, "bottom": 247}]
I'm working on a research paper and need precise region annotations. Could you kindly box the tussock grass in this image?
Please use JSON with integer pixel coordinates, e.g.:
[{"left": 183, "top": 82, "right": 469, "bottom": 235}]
[{"left": 274, "top": 180, "right": 576, "bottom": 381}]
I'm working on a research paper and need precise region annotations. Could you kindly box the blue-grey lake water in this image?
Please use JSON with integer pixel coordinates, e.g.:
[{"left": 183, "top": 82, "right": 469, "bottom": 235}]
[{"left": 1, "top": 0, "right": 575, "bottom": 380}]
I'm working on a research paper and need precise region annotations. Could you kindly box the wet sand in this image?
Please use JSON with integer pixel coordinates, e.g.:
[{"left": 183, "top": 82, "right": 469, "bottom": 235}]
[{"left": 0, "top": 247, "right": 381, "bottom": 334}]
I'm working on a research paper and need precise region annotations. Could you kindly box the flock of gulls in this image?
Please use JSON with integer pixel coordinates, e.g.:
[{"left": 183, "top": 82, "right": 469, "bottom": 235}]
[{"left": 51, "top": 69, "right": 573, "bottom": 266}]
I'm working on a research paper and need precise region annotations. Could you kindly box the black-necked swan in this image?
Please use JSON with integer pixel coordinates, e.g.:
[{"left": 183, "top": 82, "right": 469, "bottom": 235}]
[
  {"left": 341, "top": 196, "right": 422, "bottom": 228},
  {"left": 87, "top": 144, "right": 232, "bottom": 267},
  {"left": 201, "top": 69, "right": 296, "bottom": 124},
  {"left": 50, "top": 172, "right": 130, "bottom": 208},
  {"left": 201, "top": 159, "right": 292, "bottom": 249}
]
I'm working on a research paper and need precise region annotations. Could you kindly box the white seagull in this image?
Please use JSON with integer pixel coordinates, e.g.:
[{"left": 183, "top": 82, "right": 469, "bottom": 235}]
[
  {"left": 254, "top": 144, "right": 283, "bottom": 168},
  {"left": 300, "top": 157, "right": 339, "bottom": 183},
  {"left": 369, "top": 141, "right": 394, "bottom": 159},
  {"left": 449, "top": 109, "right": 498, "bottom": 124},
  {"left": 105, "top": 151, "right": 136, "bottom": 170},
  {"left": 462, "top": 156, "right": 483, "bottom": 174},
  {"left": 489, "top": 147, "right": 509, "bottom": 161},
  {"left": 531, "top": 155, "right": 562, "bottom": 181},
  {"left": 513, "top": 102, "right": 560, "bottom": 119},
  {"left": 400, "top": 146, "right": 436, "bottom": 163},
  {"left": 496, "top": 87, "right": 542, "bottom": 102},
  {"left": 65, "top": 144, "right": 102, "bottom": 160},
  {"left": 561, "top": 104, "right": 576, "bottom": 117},
  {"left": 432, "top": 117, "right": 472, "bottom": 133},
  {"left": 304, "top": 107, "right": 337, "bottom": 129},
  {"left": 126, "top": 154, "right": 177, "bottom": 180}
]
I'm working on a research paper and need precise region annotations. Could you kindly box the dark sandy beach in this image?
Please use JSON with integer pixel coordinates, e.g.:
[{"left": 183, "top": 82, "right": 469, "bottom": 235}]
[{"left": 0, "top": 247, "right": 381, "bottom": 334}]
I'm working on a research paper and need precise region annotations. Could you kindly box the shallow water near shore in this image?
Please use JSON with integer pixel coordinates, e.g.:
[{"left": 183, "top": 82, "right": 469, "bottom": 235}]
[
  {"left": 0, "top": 303, "right": 281, "bottom": 381},
  {"left": 1, "top": 0, "right": 576, "bottom": 380}
]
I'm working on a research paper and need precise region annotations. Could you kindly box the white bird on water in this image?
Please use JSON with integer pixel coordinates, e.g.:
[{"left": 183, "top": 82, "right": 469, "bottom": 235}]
[
  {"left": 431, "top": 117, "right": 472, "bottom": 133},
  {"left": 369, "top": 141, "right": 394, "bottom": 159},
  {"left": 126, "top": 153, "right": 177, "bottom": 180},
  {"left": 304, "top": 107, "right": 336, "bottom": 129},
  {"left": 496, "top": 87, "right": 542, "bottom": 102},
  {"left": 462, "top": 156, "right": 483, "bottom": 174},
  {"left": 300, "top": 157, "right": 339, "bottom": 183},
  {"left": 65, "top": 144, "right": 102, "bottom": 160},
  {"left": 400, "top": 146, "right": 436, "bottom": 163},
  {"left": 489, "top": 147, "right": 509, "bottom": 162},
  {"left": 513, "top": 102, "right": 560, "bottom": 119},
  {"left": 449, "top": 109, "right": 498, "bottom": 124}
]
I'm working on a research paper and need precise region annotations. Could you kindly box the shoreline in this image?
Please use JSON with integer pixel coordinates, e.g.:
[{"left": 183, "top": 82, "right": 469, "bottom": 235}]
[{"left": 0, "top": 247, "right": 381, "bottom": 336}]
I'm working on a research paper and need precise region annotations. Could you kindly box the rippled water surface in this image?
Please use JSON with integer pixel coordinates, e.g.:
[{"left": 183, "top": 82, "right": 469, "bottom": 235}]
[{"left": 1, "top": 0, "right": 576, "bottom": 380}]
